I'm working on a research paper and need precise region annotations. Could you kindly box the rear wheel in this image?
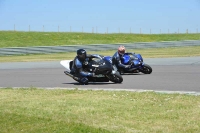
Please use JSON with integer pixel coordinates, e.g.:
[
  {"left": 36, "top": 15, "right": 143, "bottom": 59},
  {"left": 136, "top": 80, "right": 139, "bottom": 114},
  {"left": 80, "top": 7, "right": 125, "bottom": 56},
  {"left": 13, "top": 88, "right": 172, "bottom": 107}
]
[
  {"left": 108, "top": 72, "right": 123, "bottom": 83},
  {"left": 141, "top": 64, "right": 152, "bottom": 74}
]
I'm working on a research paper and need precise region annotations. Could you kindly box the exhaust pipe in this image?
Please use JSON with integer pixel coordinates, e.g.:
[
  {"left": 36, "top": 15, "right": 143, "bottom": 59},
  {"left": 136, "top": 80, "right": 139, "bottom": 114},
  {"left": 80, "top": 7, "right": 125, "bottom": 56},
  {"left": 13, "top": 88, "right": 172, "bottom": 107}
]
[
  {"left": 64, "top": 71, "right": 79, "bottom": 81},
  {"left": 128, "top": 68, "right": 137, "bottom": 71}
]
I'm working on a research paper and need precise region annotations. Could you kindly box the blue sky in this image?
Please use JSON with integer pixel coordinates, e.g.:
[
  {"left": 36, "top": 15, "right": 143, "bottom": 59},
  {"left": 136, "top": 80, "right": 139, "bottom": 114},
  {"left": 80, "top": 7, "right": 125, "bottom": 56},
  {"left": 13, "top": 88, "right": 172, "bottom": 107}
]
[{"left": 0, "top": 0, "right": 200, "bottom": 34}]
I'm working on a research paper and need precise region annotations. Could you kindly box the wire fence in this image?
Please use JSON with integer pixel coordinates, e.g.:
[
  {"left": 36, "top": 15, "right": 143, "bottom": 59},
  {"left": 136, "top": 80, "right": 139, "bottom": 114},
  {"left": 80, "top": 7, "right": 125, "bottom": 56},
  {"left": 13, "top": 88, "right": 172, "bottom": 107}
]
[
  {"left": 10, "top": 24, "right": 199, "bottom": 34},
  {"left": 0, "top": 40, "right": 200, "bottom": 56}
]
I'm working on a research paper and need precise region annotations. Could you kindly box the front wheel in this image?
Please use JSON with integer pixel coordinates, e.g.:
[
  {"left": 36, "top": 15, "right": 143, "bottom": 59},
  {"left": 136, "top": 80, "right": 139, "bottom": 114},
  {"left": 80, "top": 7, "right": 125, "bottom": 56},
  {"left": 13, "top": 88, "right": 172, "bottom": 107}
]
[
  {"left": 107, "top": 72, "right": 123, "bottom": 83},
  {"left": 141, "top": 64, "right": 152, "bottom": 74}
]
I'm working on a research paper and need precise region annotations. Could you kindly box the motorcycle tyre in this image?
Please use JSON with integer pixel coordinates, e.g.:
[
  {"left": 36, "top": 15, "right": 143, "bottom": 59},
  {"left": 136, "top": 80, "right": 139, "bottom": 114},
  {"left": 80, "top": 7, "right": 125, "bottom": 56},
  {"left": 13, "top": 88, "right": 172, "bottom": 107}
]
[
  {"left": 108, "top": 72, "right": 123, "bottom": 83},
  {"left": 141, "top": 64, "right": 152, "bottom": 74}
]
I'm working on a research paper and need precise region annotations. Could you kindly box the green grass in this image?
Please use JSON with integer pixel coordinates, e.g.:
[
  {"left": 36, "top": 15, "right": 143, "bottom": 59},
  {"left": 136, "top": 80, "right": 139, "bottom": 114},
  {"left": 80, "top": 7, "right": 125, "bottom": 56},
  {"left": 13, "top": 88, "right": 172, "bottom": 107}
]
[
  {"left": 1, "top": 31, "right": 200, "bottom": 132},
  {"left": 0, "top": 88, "right": 200, "bottom": 133},
  {"left": 0, "top": 46, "right": 200, "bottom": 62},
  {"left": 0, "top": 31, "right": 200, "bottom": 48}
]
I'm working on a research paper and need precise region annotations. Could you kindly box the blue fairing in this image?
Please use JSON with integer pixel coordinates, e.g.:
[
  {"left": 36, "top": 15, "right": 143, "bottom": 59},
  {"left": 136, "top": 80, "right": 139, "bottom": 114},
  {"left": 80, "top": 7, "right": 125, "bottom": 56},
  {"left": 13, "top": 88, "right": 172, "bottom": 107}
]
[
  {"left": 103, "top": 56, "right": 112, "bottom": 63},
  {"left": 133, "top": 60, "right": 140, "bottom": 66},
  {"left": 121, "top": 53, "right": 144, "bottom": 67},
  {"left": 121, "top": 55, "right": 130, "bottom": 65},
  {"left": 135, "top": 54, "right": 143, "bottom": 62}
]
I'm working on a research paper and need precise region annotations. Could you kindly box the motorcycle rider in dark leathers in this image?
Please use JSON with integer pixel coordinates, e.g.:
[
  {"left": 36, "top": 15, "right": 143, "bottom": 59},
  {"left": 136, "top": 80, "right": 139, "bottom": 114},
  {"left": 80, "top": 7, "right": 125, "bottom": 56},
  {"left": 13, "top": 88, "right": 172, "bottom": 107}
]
[
  {"left": 112, "top": 45, "right": 133, "bottom": 71},
  {"left": 70, "top": 49, "right": 96, "bottom": 84}
]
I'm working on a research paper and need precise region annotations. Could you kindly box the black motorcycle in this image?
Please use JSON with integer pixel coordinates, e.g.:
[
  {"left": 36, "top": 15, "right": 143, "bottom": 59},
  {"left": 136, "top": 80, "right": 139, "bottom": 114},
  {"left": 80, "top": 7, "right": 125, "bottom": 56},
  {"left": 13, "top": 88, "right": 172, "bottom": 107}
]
[{"left": 60, "top": 54, "right": 123, "bottom": 84}]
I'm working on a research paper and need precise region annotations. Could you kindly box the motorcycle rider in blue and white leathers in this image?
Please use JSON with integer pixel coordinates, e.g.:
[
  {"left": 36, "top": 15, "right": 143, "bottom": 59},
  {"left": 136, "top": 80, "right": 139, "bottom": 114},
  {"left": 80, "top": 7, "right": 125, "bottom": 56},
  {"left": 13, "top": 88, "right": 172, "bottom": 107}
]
[
  {"left": 112, "top": 46, "right": 132, "bottom": 71},
  {"left": 70, "top": 49, "right": 96, "bottom": 84}
]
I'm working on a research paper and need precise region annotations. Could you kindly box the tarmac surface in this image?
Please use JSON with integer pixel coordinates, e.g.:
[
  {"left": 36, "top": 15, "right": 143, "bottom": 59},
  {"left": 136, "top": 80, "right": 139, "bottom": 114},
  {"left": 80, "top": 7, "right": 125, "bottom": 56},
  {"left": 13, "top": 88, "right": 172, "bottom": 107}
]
[{"left": 0, "top": 56, "right": 200, "bottom": 94}]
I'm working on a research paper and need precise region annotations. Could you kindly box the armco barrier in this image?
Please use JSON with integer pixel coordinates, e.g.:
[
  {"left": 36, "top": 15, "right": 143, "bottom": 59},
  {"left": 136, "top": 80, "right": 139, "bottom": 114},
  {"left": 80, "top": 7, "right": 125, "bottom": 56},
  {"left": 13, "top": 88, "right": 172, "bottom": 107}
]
[{"left": 0, "top": 40, "right": 200, "bottom": 56}]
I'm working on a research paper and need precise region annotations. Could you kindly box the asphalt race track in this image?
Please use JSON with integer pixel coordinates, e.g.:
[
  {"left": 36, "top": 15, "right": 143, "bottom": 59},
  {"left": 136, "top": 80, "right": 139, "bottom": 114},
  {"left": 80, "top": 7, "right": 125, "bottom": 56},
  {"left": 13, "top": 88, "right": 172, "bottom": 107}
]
[{"left": 0, "top": 57, "right": 200, "bottom": 93}]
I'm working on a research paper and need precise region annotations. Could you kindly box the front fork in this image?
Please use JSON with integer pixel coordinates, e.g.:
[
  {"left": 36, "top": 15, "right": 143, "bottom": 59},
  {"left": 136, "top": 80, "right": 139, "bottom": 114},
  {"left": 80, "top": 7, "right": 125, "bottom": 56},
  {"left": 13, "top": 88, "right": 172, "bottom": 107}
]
[{"left": 137, "top": 62, "right": 145, "bottom": 71}]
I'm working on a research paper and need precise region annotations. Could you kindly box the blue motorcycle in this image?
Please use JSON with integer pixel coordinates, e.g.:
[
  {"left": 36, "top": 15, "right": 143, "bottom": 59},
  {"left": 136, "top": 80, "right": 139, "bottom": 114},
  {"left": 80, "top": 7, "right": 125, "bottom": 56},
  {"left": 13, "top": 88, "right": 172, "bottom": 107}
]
[{"left": 119, "top": 53, "right": 152, "bottom": 74}]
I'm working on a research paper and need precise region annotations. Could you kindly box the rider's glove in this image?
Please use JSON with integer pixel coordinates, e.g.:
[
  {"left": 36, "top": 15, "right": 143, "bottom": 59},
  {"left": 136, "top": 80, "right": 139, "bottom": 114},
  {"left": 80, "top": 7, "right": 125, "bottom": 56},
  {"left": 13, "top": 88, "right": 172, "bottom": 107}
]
[{"left": 88, "top": 73, "right": 95, "bottom": 77}]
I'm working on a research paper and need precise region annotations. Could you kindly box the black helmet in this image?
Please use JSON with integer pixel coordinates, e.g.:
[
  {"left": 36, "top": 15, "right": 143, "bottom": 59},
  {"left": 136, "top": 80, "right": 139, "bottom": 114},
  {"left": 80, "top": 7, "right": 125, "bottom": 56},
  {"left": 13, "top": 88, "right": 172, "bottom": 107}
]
[{"left": 77, "top": 49, "right": 87, "bottom": 61}]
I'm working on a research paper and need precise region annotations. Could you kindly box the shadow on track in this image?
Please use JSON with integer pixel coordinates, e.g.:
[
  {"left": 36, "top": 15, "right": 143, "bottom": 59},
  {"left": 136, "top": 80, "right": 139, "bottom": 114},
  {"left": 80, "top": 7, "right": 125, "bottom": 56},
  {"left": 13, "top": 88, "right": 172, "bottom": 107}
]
[
  {"left": 120, "top": 73, "right": 144, "bottom": 75},
  {"left": 62, "top": 82, "right": 118, "bottom": 85}
]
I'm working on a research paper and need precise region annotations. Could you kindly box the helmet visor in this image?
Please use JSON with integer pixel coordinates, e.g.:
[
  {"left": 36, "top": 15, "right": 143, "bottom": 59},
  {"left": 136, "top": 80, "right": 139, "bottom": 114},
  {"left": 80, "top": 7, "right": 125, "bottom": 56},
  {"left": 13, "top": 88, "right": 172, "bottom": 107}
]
[
  {"left": 79, "top": 53, "right": 86, "bottom": 60},
  {"left": 79, "top": 53, "right": 85, "bottom": 58},
  {"left": 118, "top": 45, "right": 125, "bottom": 56},
  {"left": 118, "top": 50, "right": 125, "bottom": 55}
]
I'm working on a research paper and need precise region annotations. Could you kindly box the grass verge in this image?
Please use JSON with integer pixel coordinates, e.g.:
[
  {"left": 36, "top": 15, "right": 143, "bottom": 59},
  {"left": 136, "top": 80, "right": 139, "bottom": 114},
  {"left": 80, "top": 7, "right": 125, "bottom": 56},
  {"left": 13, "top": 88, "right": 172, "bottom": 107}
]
[
  {"left": 0, "top": 88, "right": 200, "bottom": 133},
  {"left": 0, "top": 31, "right": 200, "bottom": 48}
]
